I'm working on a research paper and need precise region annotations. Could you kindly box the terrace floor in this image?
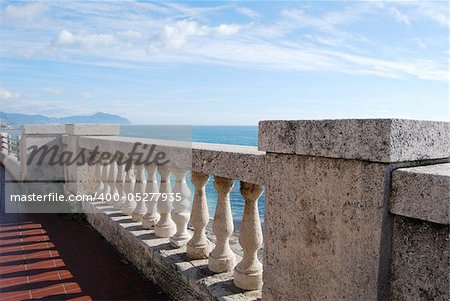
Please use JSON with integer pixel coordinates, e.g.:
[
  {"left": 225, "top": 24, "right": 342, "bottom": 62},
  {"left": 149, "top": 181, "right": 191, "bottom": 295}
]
[{"left": 0, "top": 165, "right": 170, "bottom": 301}]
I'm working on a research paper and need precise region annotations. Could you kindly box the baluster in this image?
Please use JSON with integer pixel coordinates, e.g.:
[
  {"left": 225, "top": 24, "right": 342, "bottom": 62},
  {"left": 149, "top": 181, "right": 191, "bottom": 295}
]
[
  {"left": 121, "top": 161, "right": 136, "bottom": 215},
  {"left": 234, "top": 182, "right": 264, "bottom": 290},
  {"left": 154, "top": 166, "right": 176, "bottom": 237},
  {"left": 187, "top": 172, "right": 212, "bottom": 259},
  {"left": 132, "top": 163, "right": 147, "bottom": 221},
  {"left": 208, "top": 176, "right": 236, "bottom": 273},
  {"left": 170, "top": 167, "right": 192, "bottom": 248},
  {"left": 115, "top": 163, "right": 127, "bottom": 210},
  {"left": 108, "top": 159, "right": 118, "bottom": 207},
  {"left": 101, "top": 158, "right": 111, "bottom": 195},
  {"left": 94, "top": 156, "right": 104, "bottom": 193},
  {"left": 142, "top": 164, "right": 160, "bottom": 229}
]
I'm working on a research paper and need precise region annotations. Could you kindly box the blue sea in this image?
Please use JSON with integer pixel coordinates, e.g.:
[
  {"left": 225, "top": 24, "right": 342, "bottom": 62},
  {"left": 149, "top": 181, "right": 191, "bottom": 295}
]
[{"left": 120, "top": 125, "right": 264, "bottom": 224}]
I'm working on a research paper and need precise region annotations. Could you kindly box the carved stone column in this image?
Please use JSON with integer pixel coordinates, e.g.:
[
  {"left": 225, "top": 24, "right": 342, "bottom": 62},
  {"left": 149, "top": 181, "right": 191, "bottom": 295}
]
[
  {"left": 108, "top": 159, "right": 118, "bottom": 207},
  {"left": 94, "top": 158, "right": 104, "bottom": 193},
  {"left": 208, "top": 176, "right": 236, "bottom": 273},
  {"left": 101, "top": 159, "right": 110, "bottom": 195},
  {"left": 121, "top": 162, "right": 136, "bottom": 215},
  {"left": 132, "top": 163, "right": 147, "bottom": 221},
  {"left": 155, "top": 166, "right": 176, "bottom": 237},
  {"left": 170, "top": 167, "right": 192, "bottom": 248},
  {"left": 142, "top": 164, "right": 160, "bottom": 229},
  {"left": 234, "top": 182, "right": 264, "bottom": 290},
  {"left": 115, "top": 163, "right": 126, "bottom": 210},
  {"left": 187, "top": 171, "right": 213, "bottom": 259}
]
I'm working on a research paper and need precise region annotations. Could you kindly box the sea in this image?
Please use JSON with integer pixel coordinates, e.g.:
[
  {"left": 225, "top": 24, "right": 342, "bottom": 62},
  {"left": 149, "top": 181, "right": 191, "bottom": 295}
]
[{"left": 120, "top": 125, "right": 263, "bottom": 224}]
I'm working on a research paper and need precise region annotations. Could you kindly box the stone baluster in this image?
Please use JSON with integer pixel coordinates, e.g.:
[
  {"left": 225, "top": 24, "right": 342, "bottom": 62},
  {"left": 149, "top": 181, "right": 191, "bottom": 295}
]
[
  {"left": 132, "top": 163, "right": 147, "bottom": 221},
  {"left": 121, "top": 161, "right": 136, "bottom": 215},
  {"left": 108, "top": 159, "right": 118, "bottom": 207},
  {"left": 170, "top": 167, "right": 192, "bottom": 248},
  {"left": 142, "top": 164, "right": 160, "bottom": 229},
  {"left": 115, "top": 163, "right": 127, "bottom": 209},
  {"left": 155, "top": 166, "right": 176, "bottom": 237},
  {"left": 0, "top": 132, "right": 10, "bottom": 155},
  {"left": 187, "top": 172, "right": 212, "bottom": 259},
  {"left": 234, "top": 182, "right": 264, "bottom": 290},
  {"left": 94, "top": 157, "right": 104, "bottom": 193},
  {"left": 208, "top": 176, "right": 236, "bottom": 273},
  {"left": 101, "top": 158, "right": 111, "bottom": 195}
]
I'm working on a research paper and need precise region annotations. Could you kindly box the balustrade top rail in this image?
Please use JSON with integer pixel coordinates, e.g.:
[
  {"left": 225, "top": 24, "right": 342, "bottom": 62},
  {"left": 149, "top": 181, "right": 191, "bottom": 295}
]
[{"left": 77, "top": 135, "right": 266, "bottom": 185}]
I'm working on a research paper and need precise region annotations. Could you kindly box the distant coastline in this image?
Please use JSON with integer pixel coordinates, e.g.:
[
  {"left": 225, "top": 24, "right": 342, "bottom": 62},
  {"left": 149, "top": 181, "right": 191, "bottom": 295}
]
[{"left": 0, "top": 111, "right": 130, "bottom": 125}]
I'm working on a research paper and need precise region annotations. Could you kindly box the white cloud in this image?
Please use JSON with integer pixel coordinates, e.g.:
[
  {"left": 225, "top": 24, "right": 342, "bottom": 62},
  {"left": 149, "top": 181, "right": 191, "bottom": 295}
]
[
  {"left": 235, "top": 7, "right": 260, "bottom": 19},
  {"left": 43, "top": 87, "right": 64, "bottom": 95},
  {"left": 54, "top": 30, "right": 116, "bottom": 49},
  {"left": 217, "top": 24, "right": 241, "bottom": 36},
  {"left": 0, "top": 89, "right": 20, "bottom": 100},
  {"left": 417, "top": 2, "right": 450, "bottom": 27},
  {"left": 0, "top": 1, "right": 448, "bottom": 83},
  {"left": 3, "top": 2, "right": 47, "bottom": 21},
  {"left": 389, "top": 7, "right": 410, "bottom": 25},
  {"left": 161, "top": 20, "right": 240, "bottom": 48}
]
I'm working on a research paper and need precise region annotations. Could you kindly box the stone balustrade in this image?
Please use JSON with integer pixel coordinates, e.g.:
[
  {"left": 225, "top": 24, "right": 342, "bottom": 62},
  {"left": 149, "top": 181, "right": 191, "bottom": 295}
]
[
  {"left": 3, "top": 120, "right": 448, "bottom": 301},
  {"left": 77, "top": 134, "right": 266, "bottom": 292}
]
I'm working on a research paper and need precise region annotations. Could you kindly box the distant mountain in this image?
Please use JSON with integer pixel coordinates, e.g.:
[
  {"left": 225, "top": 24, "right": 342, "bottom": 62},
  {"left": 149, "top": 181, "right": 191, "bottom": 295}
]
[{"left": 0, "top": 112, "right": 130, "bottom": 125}]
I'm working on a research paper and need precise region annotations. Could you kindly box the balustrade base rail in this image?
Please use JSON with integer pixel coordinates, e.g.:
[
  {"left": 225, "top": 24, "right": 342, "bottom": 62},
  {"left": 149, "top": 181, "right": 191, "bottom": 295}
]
[{"left": 81, "top": 199, "right": 261, "bottom": 301}]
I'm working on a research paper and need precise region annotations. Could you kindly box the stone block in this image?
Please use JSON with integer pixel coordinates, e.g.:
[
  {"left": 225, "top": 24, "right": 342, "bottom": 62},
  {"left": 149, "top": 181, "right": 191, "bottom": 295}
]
[
  {"left": 258, "top": 119, "right": 449, "bottom": 163},
  {"left": 390, "top": 163, "right": 450, "bottom": 224}
]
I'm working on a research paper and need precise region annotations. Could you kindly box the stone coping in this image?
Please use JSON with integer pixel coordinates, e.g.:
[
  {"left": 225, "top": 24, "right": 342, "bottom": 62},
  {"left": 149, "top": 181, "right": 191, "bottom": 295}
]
[
  {"left": 65, "top": 124, "right": 120, "bottom": 136},
  {"left": 258, "top": 119, "right": 449, "bottom": 163},
  {"left": 390, "top": 163, "right": 450, "bottom": 224},
  {"left": 78, "top": 136, "right": 266, "bottom": 185},
  {"left": 21, "top": 124, "right": 66, "bottom": 135},
  {"left": 82, "top": 201, "right": 261, "bottom": 301}
]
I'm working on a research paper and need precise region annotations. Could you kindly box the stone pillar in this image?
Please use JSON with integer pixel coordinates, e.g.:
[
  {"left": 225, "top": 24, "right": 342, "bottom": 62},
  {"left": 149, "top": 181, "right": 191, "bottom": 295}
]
[
  {"left": 20, "top": 125, "right": 66, "bottom": 187},
  {"left": 115, "top": 163, "right": 127, "bottom": 209},
  {"left": 258, "top": 119, "right": 449, "bottom": 301},
  {"left": 208, "top": 176, "right": 236, "bottom": 273},
  {"left": 132, "top": 163, "right": 147, "bottom": 221},
  {"left": 65, "top": 124, "right": 120, "bottom": 197},
  {"left": 170, "top": 167, "right": 192, "bottom": 248},
  {"left": 122, "top": 161, "right": 136, "bottom": 216},
  {"left": 101, "top": 158, "right": 111, "bottom": 195},
  {"left": 155, "top": 166, "right": 176, "bottom": 238},
  {"left": 187, "top": 171, "right": 212, "bottom": 259},
  {"left": 94, "top": 158, "right": 104, "bottom": 193},
  {"left": 142, "top": 164, "right": 160, "bottom": 229},
  {"left": 234, "top": 181, "right": 264, "bottom": 290}
]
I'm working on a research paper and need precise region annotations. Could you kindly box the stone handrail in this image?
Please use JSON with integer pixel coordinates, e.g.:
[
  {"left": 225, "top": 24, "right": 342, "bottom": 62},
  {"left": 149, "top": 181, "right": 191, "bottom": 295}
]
[{"left": 77, "top": 135, "right": 266, "bottom": 290}]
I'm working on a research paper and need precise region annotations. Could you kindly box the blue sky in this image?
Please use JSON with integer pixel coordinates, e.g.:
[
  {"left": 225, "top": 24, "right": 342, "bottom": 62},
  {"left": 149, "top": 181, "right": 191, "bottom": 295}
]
[{"left": 0, "top": 0, "right": 448, "bottom": 125}]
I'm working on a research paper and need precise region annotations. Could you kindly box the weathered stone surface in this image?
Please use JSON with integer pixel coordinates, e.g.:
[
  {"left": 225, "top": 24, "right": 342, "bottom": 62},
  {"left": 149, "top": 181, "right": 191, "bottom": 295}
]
[
  {"left": 258, "top": 119, "right": 449, "bottom": 163},
  {"left": 389, "top": 215, "right": 449, "bottom": 300},
  {"left": 263, "top": 153, "right": 388, "bottom": 300},
  {"left": 390, "top": 163, "right": 450, "bottom": 224},
  {"left": 21, "top": 124, "right": 65, "bottom": 135},
  {"left": 78, "top": 136, "right": 266, "bottom": 184},
  {"left": 192, "top": 143, "right": 265, "bottom": 185},
  {"left": 83, "top": 201, "right": 261, "bottom": 301},
  {"left": 65, "top": 124, "right": 120, "bottom": 136}
]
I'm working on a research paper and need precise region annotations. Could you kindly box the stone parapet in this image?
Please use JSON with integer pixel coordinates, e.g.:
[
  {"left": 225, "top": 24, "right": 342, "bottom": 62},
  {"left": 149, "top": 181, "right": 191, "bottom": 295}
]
[{"left": 258, "top": 119, "right": 449, "bottom": 162}]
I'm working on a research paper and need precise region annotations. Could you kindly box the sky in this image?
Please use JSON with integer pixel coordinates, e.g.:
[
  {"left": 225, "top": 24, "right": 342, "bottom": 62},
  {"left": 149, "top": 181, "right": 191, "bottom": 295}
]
[{"left": 0, "top": 0, "right": 448, "bottom": 125}]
